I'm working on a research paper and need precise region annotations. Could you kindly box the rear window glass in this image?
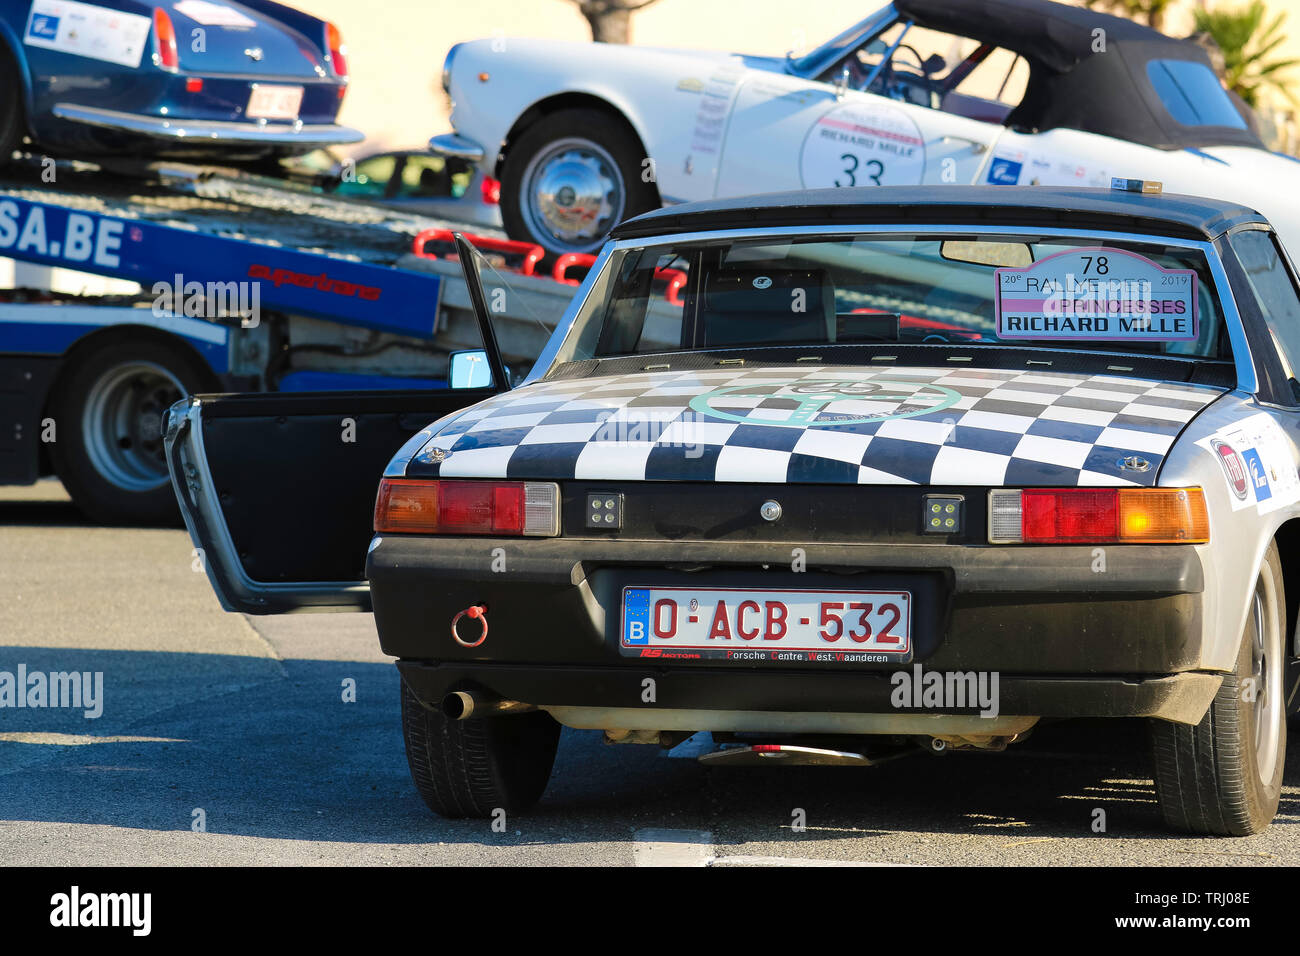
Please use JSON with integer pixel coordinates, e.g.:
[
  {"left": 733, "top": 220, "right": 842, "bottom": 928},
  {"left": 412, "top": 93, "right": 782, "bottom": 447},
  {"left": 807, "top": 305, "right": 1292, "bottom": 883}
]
[
  {"left": 1147, "top": 59, "right": 1246, "bottom": 129},
  {"left": 557, "top": 234, "right": 1229, "bottom": 365}
]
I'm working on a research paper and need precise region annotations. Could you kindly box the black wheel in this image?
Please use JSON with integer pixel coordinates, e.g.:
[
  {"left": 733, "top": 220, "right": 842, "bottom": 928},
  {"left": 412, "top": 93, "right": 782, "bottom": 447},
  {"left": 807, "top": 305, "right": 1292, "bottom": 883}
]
[
  {"left": 1150, "top": 542, "right": 1287, "bottom": 835},
  {"left": 0, "top": 43, "right": 26, "bottom": 160},
  {"left": 500, "top": 107, "right": 657, "bottom": 257},
  {"left": 48, "top": 338, "right": 214, "bottom": 525},
  {"left": 400, "top": 678, "right": 560, "bottom": 819}
]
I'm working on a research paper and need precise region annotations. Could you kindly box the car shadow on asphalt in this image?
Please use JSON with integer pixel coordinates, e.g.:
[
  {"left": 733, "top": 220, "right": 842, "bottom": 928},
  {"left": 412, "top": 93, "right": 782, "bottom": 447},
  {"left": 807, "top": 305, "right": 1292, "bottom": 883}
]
[
  {"left": 2, "top": 646, "right": 1298, "bottom": 852},
  {"left": 0, "top": 494, "right": 90, "bottom": 527}
]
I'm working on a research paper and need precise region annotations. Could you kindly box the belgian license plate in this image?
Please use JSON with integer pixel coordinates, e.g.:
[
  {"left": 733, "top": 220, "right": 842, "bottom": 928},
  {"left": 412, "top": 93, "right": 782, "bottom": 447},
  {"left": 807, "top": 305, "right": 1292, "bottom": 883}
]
[
  {"left": 247, "top": 85, "right": 303, "bottom": 120},
  {"left": 620, "top": 587, "right": 912, "bottom": 663}
]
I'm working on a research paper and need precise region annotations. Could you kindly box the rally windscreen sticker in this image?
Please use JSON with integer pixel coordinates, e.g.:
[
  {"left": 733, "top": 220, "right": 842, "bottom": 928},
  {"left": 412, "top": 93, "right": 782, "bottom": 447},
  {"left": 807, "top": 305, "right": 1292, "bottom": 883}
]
[{"left": 995, "top": 248, "right": 1198, "bottom": 342}]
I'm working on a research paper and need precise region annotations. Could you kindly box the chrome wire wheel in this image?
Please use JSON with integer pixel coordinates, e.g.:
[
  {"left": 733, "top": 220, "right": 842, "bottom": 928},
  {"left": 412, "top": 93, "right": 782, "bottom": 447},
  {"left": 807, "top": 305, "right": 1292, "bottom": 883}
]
[
  {"left": 519, "top": 136, "right": 626, "bottom": 254},
  {"left": 1251, "top": 569, "right": 1284, "bottom": 784},
  {"left": 80, "top": 360, "right": 184, "bottom": 492}
]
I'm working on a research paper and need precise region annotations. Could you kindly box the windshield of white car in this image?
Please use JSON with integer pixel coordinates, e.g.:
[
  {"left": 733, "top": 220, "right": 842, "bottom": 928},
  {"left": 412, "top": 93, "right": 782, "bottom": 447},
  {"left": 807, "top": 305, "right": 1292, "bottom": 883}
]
[
  {"left": 787, "top": 10, "right": 897, "bottom": 76},
  {"left": 553, "top": 234, "right": 1230, "bottom": 367}
]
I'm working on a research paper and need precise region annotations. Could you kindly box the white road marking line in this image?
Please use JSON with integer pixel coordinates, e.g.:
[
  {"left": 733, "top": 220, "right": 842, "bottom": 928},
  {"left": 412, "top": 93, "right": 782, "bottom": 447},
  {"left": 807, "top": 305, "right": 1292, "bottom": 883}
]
[
  {"left": 632, "top": 828, "right": 715, "bottom": 867},
  {"left": 713, "top": 855, "right": 912, "bottom": 867},
  {"left": 0, "top": 733, "right": 186, "bottom": 745},
  {"left": 632, "top": 828, "right": 916, "bottom": 867}
]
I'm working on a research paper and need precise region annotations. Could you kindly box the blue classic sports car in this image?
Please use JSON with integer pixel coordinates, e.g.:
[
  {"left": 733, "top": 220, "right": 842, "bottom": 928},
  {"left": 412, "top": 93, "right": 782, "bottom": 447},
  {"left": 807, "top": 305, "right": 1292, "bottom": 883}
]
[{"left": 0, "top": 0, "right": 361, "bottom": 161}]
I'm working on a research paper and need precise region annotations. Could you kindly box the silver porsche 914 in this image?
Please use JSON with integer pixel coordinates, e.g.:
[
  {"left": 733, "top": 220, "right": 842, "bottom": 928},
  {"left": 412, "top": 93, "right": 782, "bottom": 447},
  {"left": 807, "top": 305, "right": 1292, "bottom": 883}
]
[{"left": 167, "top": 183, "right": 1300, "bottom": 836}]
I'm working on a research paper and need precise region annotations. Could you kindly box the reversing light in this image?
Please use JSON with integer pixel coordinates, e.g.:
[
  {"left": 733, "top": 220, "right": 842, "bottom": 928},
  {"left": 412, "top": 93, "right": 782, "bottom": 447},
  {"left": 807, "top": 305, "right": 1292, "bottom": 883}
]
[
  {"left": 988, "top": 488, "right": 1208, "bottom": 544},
  {"left": 153, "top": 9, "right": 179, "bottom": 71},
  {"left": 374, "top": 479, "right": 559, "bottom": 536},
  {"left": 923, "top": 494, "right": 964, "bottom": 534}
]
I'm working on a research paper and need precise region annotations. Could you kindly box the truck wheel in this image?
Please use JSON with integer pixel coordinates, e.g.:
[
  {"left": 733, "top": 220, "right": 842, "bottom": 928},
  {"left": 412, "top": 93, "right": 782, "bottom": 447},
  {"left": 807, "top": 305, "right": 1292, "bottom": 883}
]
[
  {"left": 400, "top": 678, "right": 560, "bottom": 818},
  {"left": 48, "top": 339, "right": 213, "bottom": 525},
  {"left": 1150, "top": 542, "right": 1286, "bottom": 835},
  {"left": 500, "top": 108, "right": 657, "bottom": 257}
]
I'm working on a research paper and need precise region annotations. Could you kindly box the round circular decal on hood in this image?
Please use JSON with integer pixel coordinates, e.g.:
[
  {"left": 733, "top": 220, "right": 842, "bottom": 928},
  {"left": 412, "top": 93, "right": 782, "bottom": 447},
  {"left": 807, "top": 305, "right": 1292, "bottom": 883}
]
[{"left": 689, "top": 379, "right": 960, "bottom": 427}]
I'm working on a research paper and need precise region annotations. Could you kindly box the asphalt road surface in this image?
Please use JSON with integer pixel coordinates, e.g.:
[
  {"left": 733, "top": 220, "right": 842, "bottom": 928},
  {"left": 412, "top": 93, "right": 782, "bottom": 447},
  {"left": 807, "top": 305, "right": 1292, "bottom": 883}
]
[{"left": 2, "top": 480, "right": 1299, "bottom": 866}]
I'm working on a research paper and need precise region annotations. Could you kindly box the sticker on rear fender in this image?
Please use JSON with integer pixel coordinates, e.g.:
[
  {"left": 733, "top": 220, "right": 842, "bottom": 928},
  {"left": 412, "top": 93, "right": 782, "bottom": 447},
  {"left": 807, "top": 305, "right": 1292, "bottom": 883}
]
[
  {"left": 995, "top": 248, "right": 1198, "bottom": 342},
  {"left": 1197, "top": 413, "right": 1300, "bottom": 514},
  {"left": 24, "top": 0, "right": 151, "bottom": 68},
  {"left": 620, "top": 586, "right": 912, "bottom": 663}
]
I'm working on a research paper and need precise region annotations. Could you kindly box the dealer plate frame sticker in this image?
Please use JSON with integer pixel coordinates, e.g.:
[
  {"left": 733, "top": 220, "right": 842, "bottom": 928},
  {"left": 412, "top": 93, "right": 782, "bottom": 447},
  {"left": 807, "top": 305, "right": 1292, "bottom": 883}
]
[
  {"left": 995, "top": 248, "right": 1198, "bottom": 343},
  {"left": 620, "top": 586, "right": 912, "bottom": 664}
]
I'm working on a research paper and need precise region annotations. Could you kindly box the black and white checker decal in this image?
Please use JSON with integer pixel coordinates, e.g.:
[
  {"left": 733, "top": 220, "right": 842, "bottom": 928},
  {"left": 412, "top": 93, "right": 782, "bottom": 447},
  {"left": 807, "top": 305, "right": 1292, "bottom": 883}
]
[{"left": 407, "top": 366, "right": 1224, "bottom": 487}]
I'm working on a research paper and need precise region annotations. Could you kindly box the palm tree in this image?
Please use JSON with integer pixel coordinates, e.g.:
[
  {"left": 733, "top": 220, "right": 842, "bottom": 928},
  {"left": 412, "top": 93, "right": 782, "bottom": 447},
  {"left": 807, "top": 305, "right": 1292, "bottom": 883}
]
[{"left": 1194, "top": 2, "right": 1300, "bottom": 108}]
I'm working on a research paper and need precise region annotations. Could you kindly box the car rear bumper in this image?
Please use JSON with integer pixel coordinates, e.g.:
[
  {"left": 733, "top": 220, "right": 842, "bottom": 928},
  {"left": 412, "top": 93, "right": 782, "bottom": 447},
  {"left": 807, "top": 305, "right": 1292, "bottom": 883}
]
[
  {"left": 428, "top": 132, "right": 485, "bottom": 162},
  {"left": 397, "top": 661, "right": 1223, "bottom": 727},
  {"left": 51, "top": 103, "right": 364, "bottom": 147},
  {"left": 369, "top": 534, "right": 1218, "bottom": 725}
]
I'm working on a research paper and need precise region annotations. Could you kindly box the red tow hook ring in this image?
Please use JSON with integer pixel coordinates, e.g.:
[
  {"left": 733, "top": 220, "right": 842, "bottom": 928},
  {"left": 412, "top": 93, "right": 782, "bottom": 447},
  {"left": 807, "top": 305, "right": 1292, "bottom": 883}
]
[{"left": 451, "top": 605, "right": 488, "bottom": 648}]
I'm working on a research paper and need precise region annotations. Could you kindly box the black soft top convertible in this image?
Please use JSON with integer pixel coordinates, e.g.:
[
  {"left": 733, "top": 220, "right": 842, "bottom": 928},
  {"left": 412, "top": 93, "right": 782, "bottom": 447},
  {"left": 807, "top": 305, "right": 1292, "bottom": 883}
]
[{"left": 892, "top": 0, "right": 1263, "bottom": 150}]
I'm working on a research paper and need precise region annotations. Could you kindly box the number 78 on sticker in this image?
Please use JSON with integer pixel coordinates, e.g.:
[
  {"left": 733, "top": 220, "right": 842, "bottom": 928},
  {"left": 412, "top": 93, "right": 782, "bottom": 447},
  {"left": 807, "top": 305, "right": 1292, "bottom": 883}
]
[{"left": 995, "top": 248, "right": 1199, "bottom": 342}]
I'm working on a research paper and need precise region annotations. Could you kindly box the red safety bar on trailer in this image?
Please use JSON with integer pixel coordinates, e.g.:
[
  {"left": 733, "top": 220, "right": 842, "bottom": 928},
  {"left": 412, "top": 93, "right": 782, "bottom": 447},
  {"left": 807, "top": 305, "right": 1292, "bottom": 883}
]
[
  {"left": 551, "top": 254, "right": 685, "bottom": 307},
  {"left": 655, "top": 267, "right": 686, "bottom": 307},
  {"left": 412, "top": 228, "right": 546, "bottom": 277},
  {"left": 552, "top": 253, "right": 597, "bottom": 285}
]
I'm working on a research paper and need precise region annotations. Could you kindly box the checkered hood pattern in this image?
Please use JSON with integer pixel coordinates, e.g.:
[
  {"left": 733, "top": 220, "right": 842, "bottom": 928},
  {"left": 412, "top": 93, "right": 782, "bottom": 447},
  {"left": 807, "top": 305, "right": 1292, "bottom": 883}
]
[{"left": 407, "top": 366, "right": 1225, "bottom": 487}]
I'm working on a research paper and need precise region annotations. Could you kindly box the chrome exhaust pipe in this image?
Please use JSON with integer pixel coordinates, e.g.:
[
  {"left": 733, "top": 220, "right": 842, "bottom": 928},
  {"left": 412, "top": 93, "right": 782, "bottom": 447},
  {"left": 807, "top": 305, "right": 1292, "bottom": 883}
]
[{"left": 442, "top": 691, "right": 536, "bottom": 720}]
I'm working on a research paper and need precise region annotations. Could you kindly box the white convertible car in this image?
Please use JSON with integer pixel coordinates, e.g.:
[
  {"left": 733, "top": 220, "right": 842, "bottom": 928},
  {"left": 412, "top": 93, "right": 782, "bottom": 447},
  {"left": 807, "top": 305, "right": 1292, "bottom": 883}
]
[{"left": 432, "top": 0, "right": 1300, "bottom": 259}]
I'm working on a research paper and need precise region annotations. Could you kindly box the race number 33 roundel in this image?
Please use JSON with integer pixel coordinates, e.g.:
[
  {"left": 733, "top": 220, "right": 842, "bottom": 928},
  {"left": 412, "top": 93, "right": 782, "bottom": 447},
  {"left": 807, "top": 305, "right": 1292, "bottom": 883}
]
[
  {"left": 995, "top": 248, "right": 1198, "bottom": 343},
  {"left": 800, "top": 103, "right": 926, "bottom": 189}
]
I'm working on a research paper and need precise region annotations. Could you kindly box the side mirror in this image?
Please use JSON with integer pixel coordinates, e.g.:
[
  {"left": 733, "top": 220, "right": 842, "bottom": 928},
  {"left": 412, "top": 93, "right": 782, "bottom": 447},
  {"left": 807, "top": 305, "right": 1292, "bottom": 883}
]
[
  {"left": 921, "top": 53, "right": 947, "bottom": 76},
  {"left": 864, "top": 38, "right": 888, "bottom": 57},
  {"left": 449, "top": 349, "right": 493, "bottom": 389}
]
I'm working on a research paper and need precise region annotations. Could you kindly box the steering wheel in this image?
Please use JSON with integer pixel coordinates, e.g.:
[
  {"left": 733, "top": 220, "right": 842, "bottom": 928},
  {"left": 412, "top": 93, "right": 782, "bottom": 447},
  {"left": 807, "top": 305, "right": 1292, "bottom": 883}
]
[
  {"left": 893, "top": 44, "right": 929, "bottom": 74},
  {"left": 868, "top": 44, "right": 937, "bottom": 104}
]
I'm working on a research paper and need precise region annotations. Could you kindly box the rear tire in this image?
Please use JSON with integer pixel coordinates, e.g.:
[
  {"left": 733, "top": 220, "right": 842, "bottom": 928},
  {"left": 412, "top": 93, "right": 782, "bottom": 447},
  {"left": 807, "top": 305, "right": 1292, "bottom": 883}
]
[
  {"left": 48, "top": 338, "right": 214, "bottom": 525},
  {"left": 1149, "top": 542, "right": 1286, "bottom": 835},
  {"left": 400, "top": 678, "right": 560, "bottom": 819},
  {"left": 500, "top": 107, "right": 657, "bottom": 258}
]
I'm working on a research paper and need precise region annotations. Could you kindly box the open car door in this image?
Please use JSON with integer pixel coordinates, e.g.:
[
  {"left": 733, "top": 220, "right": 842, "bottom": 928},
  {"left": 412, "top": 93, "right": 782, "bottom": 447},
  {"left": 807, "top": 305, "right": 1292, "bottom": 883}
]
[{"left": 166, "top": 235, "right": 512, "bottom": 614}]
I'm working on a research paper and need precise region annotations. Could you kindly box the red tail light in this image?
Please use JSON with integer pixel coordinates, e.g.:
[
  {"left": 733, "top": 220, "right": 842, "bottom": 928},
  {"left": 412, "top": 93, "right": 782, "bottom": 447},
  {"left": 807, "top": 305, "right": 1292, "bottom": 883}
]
[
  {"left": 325, "top": 22, "right": 348, "bottom": 78},
  {"left": 374, "top": 479, "right": 560, "bottom": 536},
  {"left": 154, "top": 9, "right": 179, "bottom": 70},
  {"left": 480, "top": 176, "right": 501, "bottom": 205},
  {"left": 989, "top": 488, "right": 1209, "bottom": 544}
]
